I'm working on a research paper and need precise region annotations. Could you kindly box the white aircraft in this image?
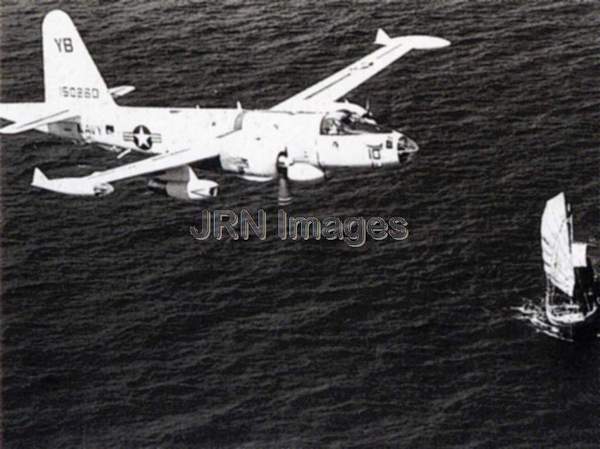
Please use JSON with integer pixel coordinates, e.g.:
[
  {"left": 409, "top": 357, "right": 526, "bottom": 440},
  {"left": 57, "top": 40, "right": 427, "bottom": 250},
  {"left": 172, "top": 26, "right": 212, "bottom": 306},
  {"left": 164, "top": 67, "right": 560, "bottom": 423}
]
[{"left": 0, "top": 10, "right": 450, "bottom": 204}]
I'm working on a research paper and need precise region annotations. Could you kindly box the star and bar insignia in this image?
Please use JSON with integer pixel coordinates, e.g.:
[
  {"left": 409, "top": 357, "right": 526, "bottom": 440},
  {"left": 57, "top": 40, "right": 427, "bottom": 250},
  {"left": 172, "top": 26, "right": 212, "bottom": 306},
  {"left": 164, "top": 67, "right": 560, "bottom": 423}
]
[{"left": 123, "top": 125, "right": 162, "bottom": 150}]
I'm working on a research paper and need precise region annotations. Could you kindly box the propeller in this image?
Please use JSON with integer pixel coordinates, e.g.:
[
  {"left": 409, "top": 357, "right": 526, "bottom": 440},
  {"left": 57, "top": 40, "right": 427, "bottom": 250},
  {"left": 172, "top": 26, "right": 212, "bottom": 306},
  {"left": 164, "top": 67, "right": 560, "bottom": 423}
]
[
  {"left": 276, "top": 150, "right": 292, "bottom": 206},
  {"left": 364, "top": 98, "right": 374, "bottom": 118}
]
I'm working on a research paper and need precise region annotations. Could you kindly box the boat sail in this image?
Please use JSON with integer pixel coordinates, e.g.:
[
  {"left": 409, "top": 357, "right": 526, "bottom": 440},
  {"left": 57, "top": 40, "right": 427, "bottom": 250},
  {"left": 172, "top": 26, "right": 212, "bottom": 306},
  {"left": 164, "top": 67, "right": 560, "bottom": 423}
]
[{"left": 541, "top": 192, "right": 574, "bottom": 298}]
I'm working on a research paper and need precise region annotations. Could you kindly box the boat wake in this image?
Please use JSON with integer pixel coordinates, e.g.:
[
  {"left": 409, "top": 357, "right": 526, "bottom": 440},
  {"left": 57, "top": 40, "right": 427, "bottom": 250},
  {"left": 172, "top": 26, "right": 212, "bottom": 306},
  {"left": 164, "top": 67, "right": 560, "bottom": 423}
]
[{"left": 512, "top": 298, "right": 598, "bottom": 342}]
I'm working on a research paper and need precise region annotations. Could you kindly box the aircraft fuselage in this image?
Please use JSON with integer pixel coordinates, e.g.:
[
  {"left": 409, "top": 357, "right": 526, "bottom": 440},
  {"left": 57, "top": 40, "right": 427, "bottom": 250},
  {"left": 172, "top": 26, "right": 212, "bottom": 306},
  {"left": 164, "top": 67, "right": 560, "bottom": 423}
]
[{"left": 42, "top": 105, "right": 414, "bottom": 181}]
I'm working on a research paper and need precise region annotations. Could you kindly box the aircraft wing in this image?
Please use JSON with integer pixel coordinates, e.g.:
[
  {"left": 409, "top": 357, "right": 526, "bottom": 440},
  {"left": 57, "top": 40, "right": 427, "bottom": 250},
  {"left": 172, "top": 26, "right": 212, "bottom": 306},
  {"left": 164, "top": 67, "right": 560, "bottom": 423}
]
[
  {"left": 272, "top": 29, "right": 450, "bottom": 112},
  {"left": 31, "top": 134, "right": 230, "bottom": 196},
  {"left": 0, "top": 107, "right": 78, "bottom": 134}
]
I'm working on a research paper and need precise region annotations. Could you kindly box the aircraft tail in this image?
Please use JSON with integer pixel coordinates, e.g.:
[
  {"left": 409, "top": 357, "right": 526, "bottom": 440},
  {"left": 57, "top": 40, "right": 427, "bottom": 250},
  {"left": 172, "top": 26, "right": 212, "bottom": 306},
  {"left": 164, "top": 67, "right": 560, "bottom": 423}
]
[{"left": 42, "top": 10, "right": 115, "bottom": 107}]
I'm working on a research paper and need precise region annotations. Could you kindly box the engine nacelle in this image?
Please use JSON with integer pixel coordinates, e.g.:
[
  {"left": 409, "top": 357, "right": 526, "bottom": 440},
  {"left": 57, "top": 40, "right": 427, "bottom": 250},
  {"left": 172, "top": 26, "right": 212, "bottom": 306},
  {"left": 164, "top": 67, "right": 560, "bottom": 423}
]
[
  {"left": 287, "top": 163, "right": 325, "bottom": 183},
  {"left": 220, "top": 110, "right": 322, "bottom": 180},
  {"left": 147, "top": 178, "right": 218, "bottom": 200},
  {"left": 93, "top": 183, "right": 115, "bottom": 197},
  {"left": 147, "top": 165, "right": 218, "bottom": 200}
]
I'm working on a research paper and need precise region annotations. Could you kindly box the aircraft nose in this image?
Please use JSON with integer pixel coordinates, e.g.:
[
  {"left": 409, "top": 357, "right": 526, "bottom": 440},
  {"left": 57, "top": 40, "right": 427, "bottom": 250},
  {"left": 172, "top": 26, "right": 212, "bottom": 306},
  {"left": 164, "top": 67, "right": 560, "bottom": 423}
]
[{"left": 397, "top": 134, "right": 419, "bottom": 164}]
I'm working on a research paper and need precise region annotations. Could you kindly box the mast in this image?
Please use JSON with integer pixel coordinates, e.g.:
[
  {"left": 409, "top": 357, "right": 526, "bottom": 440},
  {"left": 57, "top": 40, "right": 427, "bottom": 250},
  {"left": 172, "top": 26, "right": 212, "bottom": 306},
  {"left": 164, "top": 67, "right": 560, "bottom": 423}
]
[
  {"left": 567, "top": 202, "right": 574, "bottom": 304},
  {"left": 545, "top": 277, "right": 555, "bottom": 306},
  {"left": 567, "top": 202, "right": 574, "bottom": 250}
]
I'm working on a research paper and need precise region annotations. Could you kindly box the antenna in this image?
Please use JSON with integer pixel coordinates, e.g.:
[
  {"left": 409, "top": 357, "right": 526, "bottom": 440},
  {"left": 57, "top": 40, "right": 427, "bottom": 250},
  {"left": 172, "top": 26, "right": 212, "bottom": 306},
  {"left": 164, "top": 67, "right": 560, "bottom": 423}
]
[{"left": 567, "top": 201, "right": 575, "bottom": 304}]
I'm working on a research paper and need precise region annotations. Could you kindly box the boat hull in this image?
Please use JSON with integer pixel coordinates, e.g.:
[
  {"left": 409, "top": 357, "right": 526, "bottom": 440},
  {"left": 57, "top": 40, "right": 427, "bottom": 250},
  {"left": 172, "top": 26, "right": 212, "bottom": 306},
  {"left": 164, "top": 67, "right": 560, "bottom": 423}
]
[{"left": 546, "top": 305, "right": 600, "bottom": 341}]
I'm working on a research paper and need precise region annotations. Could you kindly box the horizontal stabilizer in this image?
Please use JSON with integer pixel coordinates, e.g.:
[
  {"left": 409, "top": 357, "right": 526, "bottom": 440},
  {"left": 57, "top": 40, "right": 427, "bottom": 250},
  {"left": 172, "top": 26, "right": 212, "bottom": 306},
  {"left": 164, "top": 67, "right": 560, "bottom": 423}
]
[
  {"left": 108, "top": 85, "right": 136, "bottom": 98},
  {"left": 0, "top": 109, "right": 77, "bottom": 134}
]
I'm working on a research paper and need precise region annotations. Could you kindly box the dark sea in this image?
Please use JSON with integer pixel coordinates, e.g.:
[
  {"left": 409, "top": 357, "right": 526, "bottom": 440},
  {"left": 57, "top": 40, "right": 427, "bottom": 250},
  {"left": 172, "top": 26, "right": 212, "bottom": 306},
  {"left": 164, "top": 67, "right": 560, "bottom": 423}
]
[{"left": 1, "top": 1, "right": 600, "bottom": 448}]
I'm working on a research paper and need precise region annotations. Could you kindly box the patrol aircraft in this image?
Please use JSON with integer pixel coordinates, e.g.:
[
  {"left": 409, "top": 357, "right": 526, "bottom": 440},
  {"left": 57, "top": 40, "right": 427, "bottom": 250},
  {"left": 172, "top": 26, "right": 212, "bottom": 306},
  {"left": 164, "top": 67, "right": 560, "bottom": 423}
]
[{"left": 0, "top": 10, "right": 450, "bottom": 204}]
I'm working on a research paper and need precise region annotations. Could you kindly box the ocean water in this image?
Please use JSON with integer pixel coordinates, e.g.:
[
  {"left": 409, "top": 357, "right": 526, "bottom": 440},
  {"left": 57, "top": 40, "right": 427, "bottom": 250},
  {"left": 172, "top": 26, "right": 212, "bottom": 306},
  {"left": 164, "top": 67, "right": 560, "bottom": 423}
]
[{"left": 1, "top": 1, "right": 599, "bottom": 448}]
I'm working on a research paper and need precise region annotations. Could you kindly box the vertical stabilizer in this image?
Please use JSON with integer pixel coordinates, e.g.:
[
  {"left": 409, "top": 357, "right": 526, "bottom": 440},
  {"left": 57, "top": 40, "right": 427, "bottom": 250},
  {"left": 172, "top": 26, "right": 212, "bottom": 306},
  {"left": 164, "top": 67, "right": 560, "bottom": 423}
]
[{"left": 42, "top": 10, "right": 114, "bottom": 106}]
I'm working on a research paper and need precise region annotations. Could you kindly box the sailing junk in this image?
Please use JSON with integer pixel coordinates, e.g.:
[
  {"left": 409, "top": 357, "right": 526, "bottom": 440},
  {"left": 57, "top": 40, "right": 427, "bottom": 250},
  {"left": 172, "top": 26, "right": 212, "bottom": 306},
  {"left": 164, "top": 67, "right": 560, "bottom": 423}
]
[{"left": 541, "top": 192, "right": 599, "bottom": 341}]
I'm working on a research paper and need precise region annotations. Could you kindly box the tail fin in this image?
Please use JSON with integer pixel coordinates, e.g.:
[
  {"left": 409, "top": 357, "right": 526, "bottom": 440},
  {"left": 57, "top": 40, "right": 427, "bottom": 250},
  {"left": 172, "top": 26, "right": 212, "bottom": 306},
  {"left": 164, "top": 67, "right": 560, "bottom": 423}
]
[{"left": 42, "top": 10, "right": 114, "bottom": 106}]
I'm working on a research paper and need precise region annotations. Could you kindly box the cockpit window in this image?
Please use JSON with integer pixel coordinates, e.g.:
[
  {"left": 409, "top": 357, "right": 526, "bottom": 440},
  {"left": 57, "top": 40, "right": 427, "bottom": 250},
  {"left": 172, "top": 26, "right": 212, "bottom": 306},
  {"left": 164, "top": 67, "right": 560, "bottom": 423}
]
[{"left": 320, "top": 110, "right": 392, "bottom": 135}]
